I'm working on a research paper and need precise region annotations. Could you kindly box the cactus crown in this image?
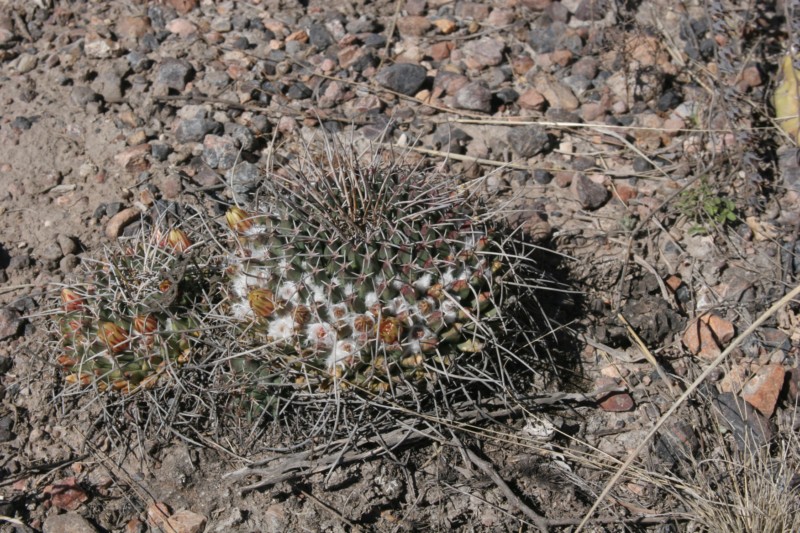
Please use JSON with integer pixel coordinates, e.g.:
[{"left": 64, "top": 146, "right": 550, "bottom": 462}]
[{"left": 224, "top": 147, "right": 520, "bottom": 404}]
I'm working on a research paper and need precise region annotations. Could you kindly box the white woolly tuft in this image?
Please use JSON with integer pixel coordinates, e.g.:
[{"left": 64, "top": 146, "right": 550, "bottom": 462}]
[
  {"left": 441, "top": 299, "right": 459, "bottom": 323},
  {"left": 326, "top": 339, "right": 357, "bottom": 369},
  {"left": 364, "top": 291, "right": 379, "bottom": 309},
  {"left": 268, "top": 316, "right": 295, "bottom": 342},
  {"left": 442, "top": 268, "right": 455, "bottom": 286},
  {"left": 305, "top": 322, "right": 336, "bottom": 350},
  {"left": 277, "top": 281, "right": 300, "bottom": 303},
  {"left": 231, "top": 302, "right": 253, "bottom": 320},
  {"left": 413, "top": 273, "right": 433, "bottom": 292}
]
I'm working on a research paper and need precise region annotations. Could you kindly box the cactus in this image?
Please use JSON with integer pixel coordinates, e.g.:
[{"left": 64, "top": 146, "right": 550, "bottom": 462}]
[
  {"left": 222, "top": 147, "right": 537, "bottom": 411},
  {"left": 54, "top": 227, "right": 211, "bottom": 394},
  {"left": 50, "top": 145, "right": 544, "bottom": 426}
]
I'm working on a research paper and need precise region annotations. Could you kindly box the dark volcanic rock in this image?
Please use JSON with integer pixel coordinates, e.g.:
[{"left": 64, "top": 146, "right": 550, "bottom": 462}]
[
  {"left": 375, "top": 64, "right": 427, "bottom": 95},
  {"left": 507, "top": 126, "right": 550, "bottom": 158}
]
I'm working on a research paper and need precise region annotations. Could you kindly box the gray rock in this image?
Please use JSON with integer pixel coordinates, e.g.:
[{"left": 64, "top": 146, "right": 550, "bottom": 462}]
[
  {"left": 92, "top": 69, "right": 124, "bottom": 101},
  {"left": 210, "top": 17, "right": 232, "bottom": 32},
  {"left": 224, "top": 123, "right": 255, "bottom": 151},
  {"left": 286, "top": 82, "right": 312, "bottom": 100},
  {"left": 126, "top": 51, "right": 153, "bottom": 73},
  {"left": 7, "top": 254, "right": 31, "bottom": 271},
  {"left": 230, "top": 161, "right": 261, "bottom": 196},
  {"left": 347, "top": 16, "right": 378, "bottom": 34},
  {"left": 16, "top": 52, "right": 38, "bottom": 73},
  {"left": 56, "top": 233, "right": 78, "bottom": 255},
  {"left": 155, "top": 58, "right": 194, "bottom": 92},
  {"left": 573, "top": 0, "right": 609, "bottom": 21},
  {"left": 507, "top": 126, "right": 550, "bottom": 158},
  {"left": 308, "top": 23, "right": 334, "bottom": 49},
  {"left": 0, "top": 414, "right": 13, "bottom": 442},
  {"left": 461, "top": 37, "right": 505, "bottom": 68},
  {"left": 0, "top": 308, "right": 21, "bottom": 341},
  {"left": 202, "top": 135, "right": 238, "bottom": 170},
  {"left": 150, "top": 142, "right": 171, "bottom": 161},
  {"left": 375, "top": 63, "right": 427, "bottom": 96},
  {"left": 60, "top": 254, "right": 81, "bottom": 274},
  {"left": 70, "top": 86, "right": 100, "bottom": 107},
  {"left": 571, "top": 173, "right": 609, "bottom": 210},
  {"left": 495, "top": 88, "right": 519, "bottom": 104},
  {"left": 175, "top": 118, "right": 221, "bottom": 143},
  {"left": 432, "top": 126, "right": 471, "bottom": 154},
  {"left": 11, "top": 116, "right": 32, "bottom": 130},
  {"left": 712, "top": 392, "right": 775, "bottom": 451},
  {"left": 571, "top": 56, "right": 599, "bottom": 80},
  {"left": 561, "top": 74, "right": 592, "bottom": 98},
  {"left": 43, "top": 513, "right": 99, "bottom": 533},
  {"left": 533, "top": 169, "right": 553, "bottom": 184},
  {"left": 454, "top": 82, "right": 492, "bottom": 112}
]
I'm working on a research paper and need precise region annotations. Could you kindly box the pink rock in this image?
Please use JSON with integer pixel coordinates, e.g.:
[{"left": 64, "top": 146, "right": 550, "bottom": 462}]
[
  {"left": 397, "top": 16, "right": 432, "bottom": 37},
  {"left": 166, "top": 18, "right": 197, "bottom": 38},
  {"left": 114, "top": 144, "right": 151, "bottom": 173},
  {"left": 682, "top": 314, "right": 735, "bottom": 360},
  {"left": 581, "top": 102, "right": 605, "bottom": 122},
  {"left": 518, "top": 88, "right": 546, "bottom": 110},
  {"left": 742, "top": 365, "right": 785, "bottom": 418},
  {"left": 166, "top": 510, "right": 207, "bottom": 533},
  {"left": 116, "top": 16, "right": 151, "bottom": 39}
]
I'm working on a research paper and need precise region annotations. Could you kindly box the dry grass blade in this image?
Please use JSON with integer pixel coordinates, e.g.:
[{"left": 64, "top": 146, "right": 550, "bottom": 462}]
[{"left": 575, "top": 282, "right": 800, "bottom": 532}]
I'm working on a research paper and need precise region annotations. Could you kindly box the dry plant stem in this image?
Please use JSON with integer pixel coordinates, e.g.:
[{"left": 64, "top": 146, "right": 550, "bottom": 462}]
[
  {"left": 575, "top": 281, "right": 800, "bottom": 532},
  {"left": 617, "top": 313, "right": 677, "bottom": 397},
  {"left": 462, "top": 444, "right": 550, "bottom": 532}
]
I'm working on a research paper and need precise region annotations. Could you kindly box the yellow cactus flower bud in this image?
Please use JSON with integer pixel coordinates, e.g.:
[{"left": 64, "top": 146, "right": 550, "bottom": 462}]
[
  {"left": 225, "top": 206, "right": 253, "bottom": 232},
  {"left": 248, "top": 289, "right": 276, "bottom": 318},
  {"left": 98, "top": 321, "right": 130, "bottom": 353},
  {"left": 164, "top": 228, "right": 192, "bottom": 253},
  {"left": 60, "top": 288, "right": 85, "bottom": 312}
]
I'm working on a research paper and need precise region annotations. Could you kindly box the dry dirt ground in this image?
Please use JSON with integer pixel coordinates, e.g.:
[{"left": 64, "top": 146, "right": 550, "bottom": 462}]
[{"left": 0, "top": 0, "right": 799, "bottom": 531}]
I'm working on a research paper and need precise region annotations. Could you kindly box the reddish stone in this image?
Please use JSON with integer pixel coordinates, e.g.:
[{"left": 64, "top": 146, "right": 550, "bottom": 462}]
[
  {"left": 518, "top": 88, "right": 546, "bottom": 110},
  {"left": 742, "top": 365, "right": 785, "bottom": 418},
  {"left": 613, "top": 183, "right": 638, "bottom": 204},
  {"left": 167, "top": 0, "right": 198, "bottom": 14},
  {"left": 429, "top": 41, "right": 453, "bottom": 60},
  {"left": 599, "top": 391, "right": 635, "bottom": 412},
  {"left": 682, "top": 314, "right": 736, "bottom": 359}
]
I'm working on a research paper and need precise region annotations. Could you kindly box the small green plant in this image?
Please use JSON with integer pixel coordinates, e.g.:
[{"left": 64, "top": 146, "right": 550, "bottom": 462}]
[{"left": 676, "top": 177, "right": 738, "bottom": 235}]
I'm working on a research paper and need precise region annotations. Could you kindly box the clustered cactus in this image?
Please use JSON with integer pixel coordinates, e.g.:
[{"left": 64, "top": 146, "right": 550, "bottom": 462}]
[
  {"left": 55, "top": 228, "right": 208, "bottom": 394},
  {"left": 52, "top": 147, "right": 540, "bottom": 417}
]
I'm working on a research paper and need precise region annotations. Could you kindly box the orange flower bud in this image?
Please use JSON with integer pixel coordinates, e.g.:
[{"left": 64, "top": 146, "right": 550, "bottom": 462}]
[
  {"left": 60, "top": 288, "right": 85, "bottom": 312},
  {"left": 98, "top": 321, "right": 130, "bottom": 353},
  {"left": 352, "top": 314, "right": 374, "bottom": 333},
  {"left": 248, "top": 289, "right": 276, "bottom": 318},
  {"left": 225, "top": 206, "right": 253, "bottom": 232},
  {"left": 291, "top": 305, "right": 311, "bottom": 326},
  {"left": 133, "top": 314, "right": 159, "bottom": 334}
]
